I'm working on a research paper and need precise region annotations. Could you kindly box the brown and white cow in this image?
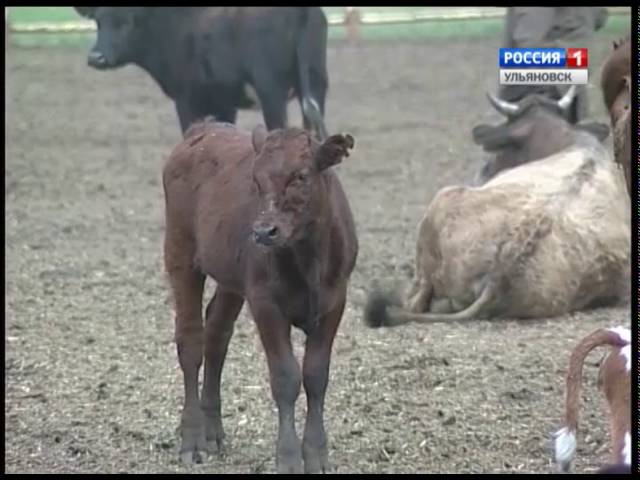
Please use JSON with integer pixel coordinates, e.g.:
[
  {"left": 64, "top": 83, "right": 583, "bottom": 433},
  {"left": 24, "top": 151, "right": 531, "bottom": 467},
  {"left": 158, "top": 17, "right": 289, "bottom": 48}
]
[
  {"left": 553, "top": 326, "right": 631, "bottom": 473},
  {"left": 600, "top": 35, "right": 631, "bottom": 195},
  {"left": 596, "top": 463, "right": 632, "bottom": 474},
  {"left": 364, "top": 88, "right": 630, "bottom": 327}
]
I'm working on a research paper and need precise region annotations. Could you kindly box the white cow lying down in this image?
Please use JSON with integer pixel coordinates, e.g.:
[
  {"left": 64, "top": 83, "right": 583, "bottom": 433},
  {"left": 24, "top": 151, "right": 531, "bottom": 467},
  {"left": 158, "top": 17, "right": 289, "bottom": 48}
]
[{"left": 365, "top": 108, "right": 630, "bottom": 327}]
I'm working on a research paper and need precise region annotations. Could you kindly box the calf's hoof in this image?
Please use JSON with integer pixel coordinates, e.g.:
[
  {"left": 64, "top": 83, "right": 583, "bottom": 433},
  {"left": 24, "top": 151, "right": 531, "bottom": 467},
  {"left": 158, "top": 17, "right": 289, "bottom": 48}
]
[
  {"left": 204, "top": 415, "right": 227, "bottom": 457},
  {"left": 277, "top": 450, "right": 304, "bottom": 474},
  {"left": 277, "top": 461, "right": 304, "bottom": 474},
  {"left": 304, "top": 457, "right": 332, "bottom": 474},
  {"left": 304, "top": 444, "right": 331, "bottom": 474},
  {"left": 179, "top": 409, "right": 209, "bottom": 464},
  {"left": 180, "top": 449, "right": 207, "bottom": 465},
  {"left": 179, "top": 430, "right": 208, "bottom": 464}
]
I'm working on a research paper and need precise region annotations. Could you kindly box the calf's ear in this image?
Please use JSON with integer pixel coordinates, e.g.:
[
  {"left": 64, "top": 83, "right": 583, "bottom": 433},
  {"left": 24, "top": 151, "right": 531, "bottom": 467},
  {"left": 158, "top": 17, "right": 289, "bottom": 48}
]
[
  {"left": 314, "top": 134, "right": 355, "bottom": 171},
  {"left": 252, "top": 125, "right": 268, "bottom": 153}
]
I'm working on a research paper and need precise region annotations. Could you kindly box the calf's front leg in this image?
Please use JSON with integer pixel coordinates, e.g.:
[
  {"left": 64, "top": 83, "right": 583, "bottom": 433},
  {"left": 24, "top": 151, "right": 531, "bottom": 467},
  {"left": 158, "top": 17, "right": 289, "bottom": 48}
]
[
  {"left": 201, "top": 288, "right": 244, "bottom": 455},
  {"left": 302, "top": 289, "right": 346, "bottom": 473},
  {"left": 251, "top": 298, "right": 303, "bottom": 474}
]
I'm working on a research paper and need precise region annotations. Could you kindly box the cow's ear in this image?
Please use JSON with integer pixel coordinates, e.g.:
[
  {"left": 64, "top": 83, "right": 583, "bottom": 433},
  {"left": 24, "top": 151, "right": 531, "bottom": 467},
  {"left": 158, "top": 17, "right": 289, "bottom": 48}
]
[
  {"left": 472, "top": 124, "right": 499, "bottom": 146},
  {"left": 74, "top": 7, "right": 97, "bottom": 19},
  {"left": 252, "top": 125, "right": 268, "bottom": 153},
  {"left": 472, "top": 123, "right": 531, "bottom": 152},
  {"left": 314, "top": 134, "right": 355, "bottom": 171},
  {"left": 576, "top": 122, "right": 610, "bottom": 142}
]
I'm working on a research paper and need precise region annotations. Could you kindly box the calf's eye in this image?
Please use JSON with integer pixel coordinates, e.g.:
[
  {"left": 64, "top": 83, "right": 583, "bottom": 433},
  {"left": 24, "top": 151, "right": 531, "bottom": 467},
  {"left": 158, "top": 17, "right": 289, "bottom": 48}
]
[{"left": 295, "top": 170, "right": 310, "bottom": 183}]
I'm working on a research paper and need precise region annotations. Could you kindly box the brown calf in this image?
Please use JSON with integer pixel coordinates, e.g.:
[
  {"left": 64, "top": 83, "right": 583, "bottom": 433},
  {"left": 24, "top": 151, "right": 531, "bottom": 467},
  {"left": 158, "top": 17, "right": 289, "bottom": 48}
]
[
  {"left": 162, "top": 118, "right": 358, "bottom": 473},
  {"left": 600, "top": 35, "right": 631, "bottom": 195},
  {"left": 553, "top": 327, "right": 631, "bottom": 473}
]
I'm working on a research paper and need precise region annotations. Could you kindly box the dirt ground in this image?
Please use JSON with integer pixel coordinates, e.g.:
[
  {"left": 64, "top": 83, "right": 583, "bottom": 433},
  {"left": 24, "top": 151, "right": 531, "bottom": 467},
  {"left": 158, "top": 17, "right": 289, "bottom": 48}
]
[{"left": 5, "top": 34, "right": 630, "bottom": 474}]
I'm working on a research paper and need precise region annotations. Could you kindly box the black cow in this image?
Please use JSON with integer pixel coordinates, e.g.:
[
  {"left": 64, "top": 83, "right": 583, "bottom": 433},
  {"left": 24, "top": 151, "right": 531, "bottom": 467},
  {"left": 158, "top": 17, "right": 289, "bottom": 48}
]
[
  {"left": 75, "top": 7, "right": 329, "bottom": 140},
  {"left": 472, "top": 86, "right": 610, "bottom": 184}
]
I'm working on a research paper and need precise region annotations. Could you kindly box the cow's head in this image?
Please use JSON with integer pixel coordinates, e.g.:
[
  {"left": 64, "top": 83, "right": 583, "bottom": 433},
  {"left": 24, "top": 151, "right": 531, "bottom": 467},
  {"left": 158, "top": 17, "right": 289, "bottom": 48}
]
[
  {"left": 600, "top": 35, "right": 631, "bottom": 117},
  {"left": 250, "top": 126, "right": 354, "bottom": 248},
  {"left": 472, "top": 86, "right": 610, "bottom": 183},
  {"left": 609, "top": 75, "right": 631, "bottom": 125},
  {"left": 599, "top": 36, "right": 631, "bottom": 195},
  {"left": 74, "top": 7, "right": 151, "bottom": 70},
  {"left": 611, "top": 76, "right": 631, "bottom": 195},
  {"left": 498, "top": 84, "right": 580, "bottom": 124}
]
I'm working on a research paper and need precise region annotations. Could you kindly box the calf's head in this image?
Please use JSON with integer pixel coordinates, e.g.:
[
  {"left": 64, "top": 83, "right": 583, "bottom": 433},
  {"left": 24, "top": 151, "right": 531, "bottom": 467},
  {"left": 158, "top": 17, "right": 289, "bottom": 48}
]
[
  {"left": 472, "top": 86, "right": 610, "bottom": 182},
  {"left": 250, "top": 126, "right": 354, "bottom": 248},
  {"left": 75, "top": 7, "right": 150, "bottom": 70}
]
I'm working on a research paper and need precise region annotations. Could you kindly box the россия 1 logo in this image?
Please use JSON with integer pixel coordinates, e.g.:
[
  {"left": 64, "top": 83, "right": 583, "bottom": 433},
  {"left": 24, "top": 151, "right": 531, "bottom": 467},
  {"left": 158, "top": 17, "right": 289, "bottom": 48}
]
[{"left": 499, "top": 48, "right": 588, "bottom": 86}]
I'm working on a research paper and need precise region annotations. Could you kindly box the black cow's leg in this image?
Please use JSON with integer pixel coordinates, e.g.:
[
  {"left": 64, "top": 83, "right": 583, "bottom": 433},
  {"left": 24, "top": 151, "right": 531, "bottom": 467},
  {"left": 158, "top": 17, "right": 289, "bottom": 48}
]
[
  {"left": 164, "top": 226, "right": 207, "bottom": 464},
  {"left": 210, "top": 105, "right": 237, "bottom": 125},
  {"left": 253, "top": 80, "right": 289, "bottom": 131},
  {"left": 201, "top": 288, "right": 244, "bottom": 455},
  {"left": 250, "top": 298, "right": 303, "bottom": 473},
  {"left": 175, "top": 97, "right": 201, "bottom": 135},
  {"left": 302, "top": 288, "right": 346, "bottom": 473}
]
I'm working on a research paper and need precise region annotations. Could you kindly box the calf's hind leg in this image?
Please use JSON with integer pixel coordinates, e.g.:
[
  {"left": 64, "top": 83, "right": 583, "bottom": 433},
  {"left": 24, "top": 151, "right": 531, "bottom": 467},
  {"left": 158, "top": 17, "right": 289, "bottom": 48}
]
[
  {"left": 165, "top": 232, "right": 207, "bottom": 464},
  {"left": 201, "top": 288, "right": 244, "bottom": 455}
]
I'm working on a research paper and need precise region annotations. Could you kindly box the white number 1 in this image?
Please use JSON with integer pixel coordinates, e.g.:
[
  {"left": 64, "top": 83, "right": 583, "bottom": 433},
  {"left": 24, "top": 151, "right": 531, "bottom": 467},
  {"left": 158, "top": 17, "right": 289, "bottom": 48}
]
[{"left": 572, "top": 50, "right": 582, "bottom": 67}]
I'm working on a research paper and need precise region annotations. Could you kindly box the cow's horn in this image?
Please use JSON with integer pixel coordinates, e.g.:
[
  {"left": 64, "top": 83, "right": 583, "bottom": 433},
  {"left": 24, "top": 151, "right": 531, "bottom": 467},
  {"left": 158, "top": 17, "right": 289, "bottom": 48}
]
[
  {"left": 486, "top": 91, "right": 520, "bottom": 117},
  {"left": 557, "top": 85, "right": 577, "bottom": 111}
]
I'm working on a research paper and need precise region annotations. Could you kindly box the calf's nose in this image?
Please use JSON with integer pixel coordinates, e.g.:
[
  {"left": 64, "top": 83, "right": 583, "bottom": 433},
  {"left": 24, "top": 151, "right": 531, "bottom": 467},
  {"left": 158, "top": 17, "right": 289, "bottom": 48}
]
[{"left": 253, "top": 224, "right": 280, "bottom": 246}]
